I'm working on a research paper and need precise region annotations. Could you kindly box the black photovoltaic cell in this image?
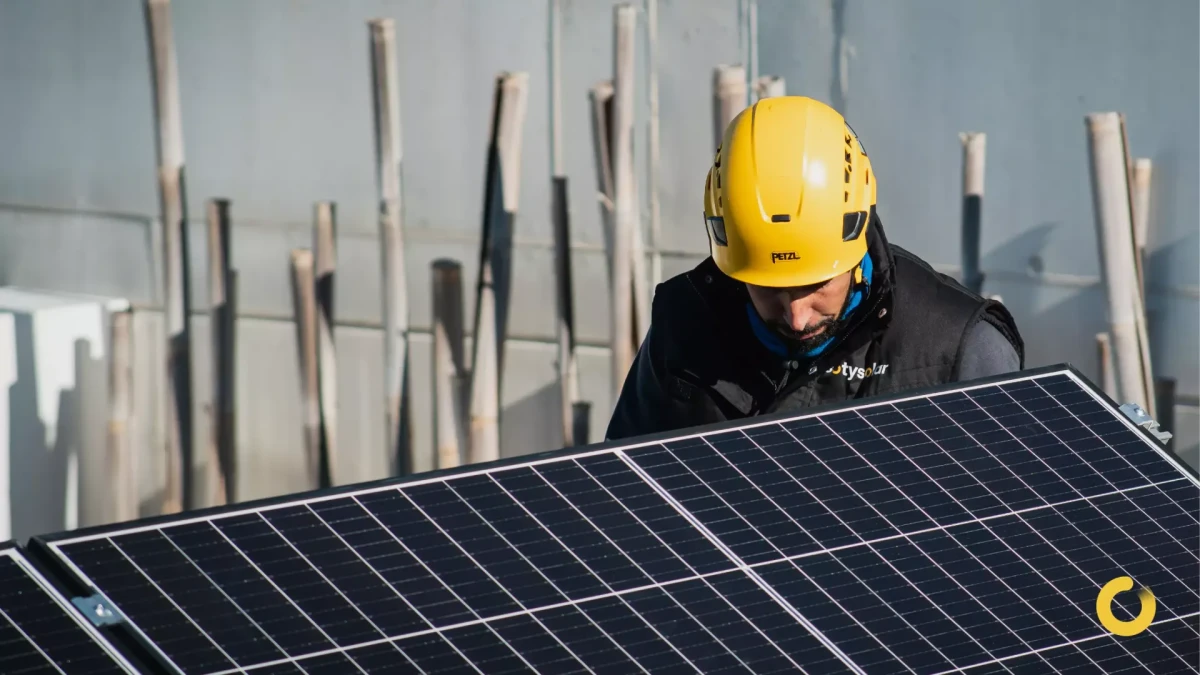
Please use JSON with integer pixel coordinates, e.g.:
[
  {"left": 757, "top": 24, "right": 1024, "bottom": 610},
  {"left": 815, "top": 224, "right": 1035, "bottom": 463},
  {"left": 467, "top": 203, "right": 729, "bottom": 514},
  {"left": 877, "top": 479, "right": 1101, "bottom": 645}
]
[
  {"left": 0, "top": 544, "right": 137, "bottom": 674},
  {"left": 36, "top": 368, "right": 1200, "bottom": 674}
]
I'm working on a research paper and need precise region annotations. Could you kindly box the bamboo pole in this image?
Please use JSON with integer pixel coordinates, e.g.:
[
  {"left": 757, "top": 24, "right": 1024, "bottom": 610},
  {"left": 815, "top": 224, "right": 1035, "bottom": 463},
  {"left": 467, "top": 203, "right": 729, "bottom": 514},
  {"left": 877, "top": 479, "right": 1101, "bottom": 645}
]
[
  {"left": 645, "top": 0, "right": 663, "bottom": 289},
  {"left": 713, "top": 64, "right": 747, "bottom": 151},
  {"left": 550, "top": 0, "right": 583, "bottom": 447},
  {"left": 289, "top": 250, "right": 320, "bottom": 488},
  {"left": 960, "top": 132, "right": 986, "bottom": 295},
  {"left": 1085, "top": 113, "right": 1151, "bottom": 414},
  {"left": 432, "top": 260, "right": 467, "bottom": 469},
  {"left": 613, "top": 4, "right": 650, "bottom": 350},
  {"left": 313, "top": 202, "right": 338, "bottom": 486},
  {"left": 469, "top": 72, "right": 530, "bottom": 465},
  {"left": 754, "top": 75, "right": 786, "bottom": 99},
  {"left": 610, "top": 4, "right": 638, "bottom": 398},
  {"left": 205, "top": 199, "right": 235, "bottom": 505},
  {"left": 368, "top": 18, "right": 412, "bottom": 477},
  {"left": 144, "top": 0, "right": 192, "bottom": 514},
  {"left": 107, "top": 310, "right": 137, "bottom": 523}
]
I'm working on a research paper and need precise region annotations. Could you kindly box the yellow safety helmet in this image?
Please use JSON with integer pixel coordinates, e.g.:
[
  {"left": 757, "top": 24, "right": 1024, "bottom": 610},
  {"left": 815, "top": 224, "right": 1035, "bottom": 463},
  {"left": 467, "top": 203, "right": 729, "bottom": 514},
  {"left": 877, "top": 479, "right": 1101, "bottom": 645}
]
[{"left": 703, "top": 96, "right": 876, "bottom": 288}]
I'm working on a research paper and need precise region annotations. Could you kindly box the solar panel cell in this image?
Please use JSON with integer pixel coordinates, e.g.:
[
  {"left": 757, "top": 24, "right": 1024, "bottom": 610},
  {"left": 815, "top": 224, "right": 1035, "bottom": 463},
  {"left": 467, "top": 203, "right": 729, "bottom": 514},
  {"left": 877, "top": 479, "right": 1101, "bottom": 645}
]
[
  {"left": 31, "top": 367, "right": 1200, "bottom": 674},
  {"left": 0, "top": 546, "right": 138, "bottom": 674}
]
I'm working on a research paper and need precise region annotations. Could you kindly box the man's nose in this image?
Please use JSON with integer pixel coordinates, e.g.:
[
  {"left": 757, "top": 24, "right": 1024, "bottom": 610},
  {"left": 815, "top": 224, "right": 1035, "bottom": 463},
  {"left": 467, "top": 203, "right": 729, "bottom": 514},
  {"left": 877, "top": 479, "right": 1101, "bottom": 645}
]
[{"left": 783, "top": 297, "right": 817, "bottom": 332}]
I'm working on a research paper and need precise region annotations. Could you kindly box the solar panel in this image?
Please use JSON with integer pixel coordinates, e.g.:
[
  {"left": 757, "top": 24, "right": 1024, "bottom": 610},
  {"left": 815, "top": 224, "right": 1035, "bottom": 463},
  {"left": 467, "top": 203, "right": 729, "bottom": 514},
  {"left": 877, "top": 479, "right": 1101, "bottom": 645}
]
[
  {"left": 29, "top": 365, "right": 1200, "bottom": 674},
  {"left": 0, "top": 542, "right": 140, "bottom": 674}
]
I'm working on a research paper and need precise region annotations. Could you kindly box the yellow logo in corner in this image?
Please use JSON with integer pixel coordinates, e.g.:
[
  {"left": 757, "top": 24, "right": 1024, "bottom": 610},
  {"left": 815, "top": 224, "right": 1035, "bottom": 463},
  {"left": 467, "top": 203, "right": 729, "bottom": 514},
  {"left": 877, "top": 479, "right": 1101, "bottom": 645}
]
[{"left": 1096, "top": 576, "right": 1156, "bottom": 637}]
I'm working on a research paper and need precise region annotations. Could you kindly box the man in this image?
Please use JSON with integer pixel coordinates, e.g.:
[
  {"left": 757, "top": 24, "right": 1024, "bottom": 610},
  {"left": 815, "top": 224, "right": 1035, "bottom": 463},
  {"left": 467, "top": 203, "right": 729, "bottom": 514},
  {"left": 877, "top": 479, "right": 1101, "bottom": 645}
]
[{"left": 606, "top": 96, "right": 1023, "bottom": 441}]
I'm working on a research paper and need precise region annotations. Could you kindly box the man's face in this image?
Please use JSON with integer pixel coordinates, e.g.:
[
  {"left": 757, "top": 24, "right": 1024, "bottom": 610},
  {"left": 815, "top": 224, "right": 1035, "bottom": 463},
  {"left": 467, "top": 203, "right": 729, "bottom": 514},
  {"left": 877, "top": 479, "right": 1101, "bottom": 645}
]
[{"left": 746, "top": 270, "right": 854, "bottom": 353}]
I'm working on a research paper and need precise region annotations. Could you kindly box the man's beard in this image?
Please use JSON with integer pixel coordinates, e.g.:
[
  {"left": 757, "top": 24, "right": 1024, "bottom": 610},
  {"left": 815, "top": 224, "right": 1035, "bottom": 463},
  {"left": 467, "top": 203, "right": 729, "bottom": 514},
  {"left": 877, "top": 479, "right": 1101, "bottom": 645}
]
[{"left": 767, "top": 315, "right": 844, "bottom": 354}]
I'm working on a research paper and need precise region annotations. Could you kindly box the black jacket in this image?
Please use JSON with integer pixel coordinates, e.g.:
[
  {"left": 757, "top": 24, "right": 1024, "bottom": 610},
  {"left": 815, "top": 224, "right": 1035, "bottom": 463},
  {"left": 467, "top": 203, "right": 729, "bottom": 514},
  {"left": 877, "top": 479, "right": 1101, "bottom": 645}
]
[{"left": 605, "top": 212, "right": 1025, "bottom": 441}]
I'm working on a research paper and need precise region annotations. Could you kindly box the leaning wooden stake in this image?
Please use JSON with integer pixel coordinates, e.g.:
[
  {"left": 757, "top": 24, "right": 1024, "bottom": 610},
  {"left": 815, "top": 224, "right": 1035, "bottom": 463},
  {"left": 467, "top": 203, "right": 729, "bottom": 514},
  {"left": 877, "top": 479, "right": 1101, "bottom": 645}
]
[
  {"left": 550, "top": 0, "right": 584, "bottom": 447},
  {"left": 289, "top": 250, "right": 321, "bottom": 488},
  {"left": 713, "top": 64, "right": 747, "bottom": 150},
  {"left": 145, "top": 0, "right": 193, "bottom": 513},
  {"left": 206, "top": 198, "right": 236, "bottom": 505},
  {"left": 108, "top": 310, "right": 137, "bottom": 523},
  {"left": 369, "top": 18, "right": 413, "bottom": 477},
  {"left": 959, "top": 132, "right": 986, "bottom": 295},
  {"left": 431, "top": 260, "right": 468, "bottom": 469},
  {"left": 1084, "top": 113, "right": 1152, "bottom": 415},
  {"left": 313, "top": 202, "right": 338, "bottom": 486},
  {"left": 469, "top": 72, "right": 530, "bottom": 465}
]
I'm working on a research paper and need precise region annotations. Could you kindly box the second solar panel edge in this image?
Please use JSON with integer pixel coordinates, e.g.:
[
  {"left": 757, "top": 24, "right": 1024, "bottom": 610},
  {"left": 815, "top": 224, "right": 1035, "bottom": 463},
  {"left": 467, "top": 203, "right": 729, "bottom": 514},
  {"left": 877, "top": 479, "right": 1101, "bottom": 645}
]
[
  {"left": 23, "top": 537, "right": 179, "bottom": 675},
  {"left": 5, "top": 543, "right": 160, "bottom": 675}
]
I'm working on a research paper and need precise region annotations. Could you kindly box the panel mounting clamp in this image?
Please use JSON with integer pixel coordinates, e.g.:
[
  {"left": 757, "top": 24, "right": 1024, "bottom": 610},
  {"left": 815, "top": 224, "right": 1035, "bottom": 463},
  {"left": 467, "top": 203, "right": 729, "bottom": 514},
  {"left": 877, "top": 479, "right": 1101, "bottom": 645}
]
[
  {"left": 71, "top": 594, "right": 126, "bottom": 627},
  {"left": 1119, "top": 403, "right": 1173, "bottom": 446}
]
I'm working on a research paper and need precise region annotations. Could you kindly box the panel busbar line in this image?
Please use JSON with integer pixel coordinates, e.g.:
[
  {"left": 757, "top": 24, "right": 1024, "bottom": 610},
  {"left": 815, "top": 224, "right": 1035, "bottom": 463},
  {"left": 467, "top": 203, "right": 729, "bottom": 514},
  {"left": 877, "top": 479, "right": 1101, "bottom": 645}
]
[
  {"left": 0, "top": 542, "right": 140, "bottom": 674},
  {"left": 29, "top": 366, "right": 1200, "bottom": 675}
]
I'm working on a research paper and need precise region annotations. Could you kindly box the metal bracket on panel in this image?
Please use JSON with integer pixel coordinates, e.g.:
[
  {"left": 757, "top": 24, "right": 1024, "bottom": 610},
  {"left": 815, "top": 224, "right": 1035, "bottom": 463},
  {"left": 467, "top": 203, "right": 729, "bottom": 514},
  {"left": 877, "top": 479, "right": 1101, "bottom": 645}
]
[
  {"left": 71, "top": 594, "right": 126, "bottom": 627},
  {"left": 1119, "top": 403, "right": 1174, "bottom": 446}
]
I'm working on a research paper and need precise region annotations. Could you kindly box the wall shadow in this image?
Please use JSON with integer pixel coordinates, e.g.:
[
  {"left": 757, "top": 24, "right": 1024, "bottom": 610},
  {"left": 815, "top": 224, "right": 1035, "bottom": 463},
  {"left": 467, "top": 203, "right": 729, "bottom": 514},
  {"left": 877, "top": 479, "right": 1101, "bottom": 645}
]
[
  {"left": 8, "top": 315, "right": 64, "bottom": 541},
  {"left": 500, "top": 380, "right": 566, "bottom": 460}
]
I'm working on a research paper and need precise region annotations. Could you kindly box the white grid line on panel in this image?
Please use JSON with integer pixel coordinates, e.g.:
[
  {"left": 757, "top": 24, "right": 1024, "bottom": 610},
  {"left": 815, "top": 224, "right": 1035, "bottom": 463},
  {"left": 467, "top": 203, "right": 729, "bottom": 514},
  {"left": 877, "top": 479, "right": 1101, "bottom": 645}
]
[
  {"left": 846, "top": 402, "right": 1113, "bottom": 672},
  {"left": 1, "top": 549, "right": 140, "bottom": 674},
  {"left": 964, "top": 384, "right": 1200, "bottom": 654},
  {"left": 889, "top": 387, "right": 1181, "bottom": 669},
  {"left": 957, "top": 383, "right": 1196, "bottom": 661},
  {"left": 938, "top": 611, "right": 1200, "bottom": 674},
  {"left": 155, "top": 527, "right": 319, "bottom": 675},
  {"left": 256, "top": 511, "right": 435, "bottom": 673},
  {"left": 478, "top": 473, "right": 675, "bottom": 675},
  {"left": 397, "top": 488, "right": 601, "bottom": 674},
  {"left": 562, "top": 457, "right": 814, "bottom": 675},
  {"left": 615, "top": 449, "right": 866, "bottom": 675},
  {"left": 0, "top": 602, "right": 68, "bottom": 675},
  {"left": 38, "top": 369, "right": 1197, "bottom": 675}
]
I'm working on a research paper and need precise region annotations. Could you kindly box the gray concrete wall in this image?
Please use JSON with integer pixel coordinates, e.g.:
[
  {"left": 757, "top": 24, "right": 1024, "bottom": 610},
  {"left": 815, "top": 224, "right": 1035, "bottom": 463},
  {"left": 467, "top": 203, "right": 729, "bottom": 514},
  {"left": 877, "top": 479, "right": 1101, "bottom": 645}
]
[{"left": 0, "top": 0, "right": 1195, "bottom": 510}]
